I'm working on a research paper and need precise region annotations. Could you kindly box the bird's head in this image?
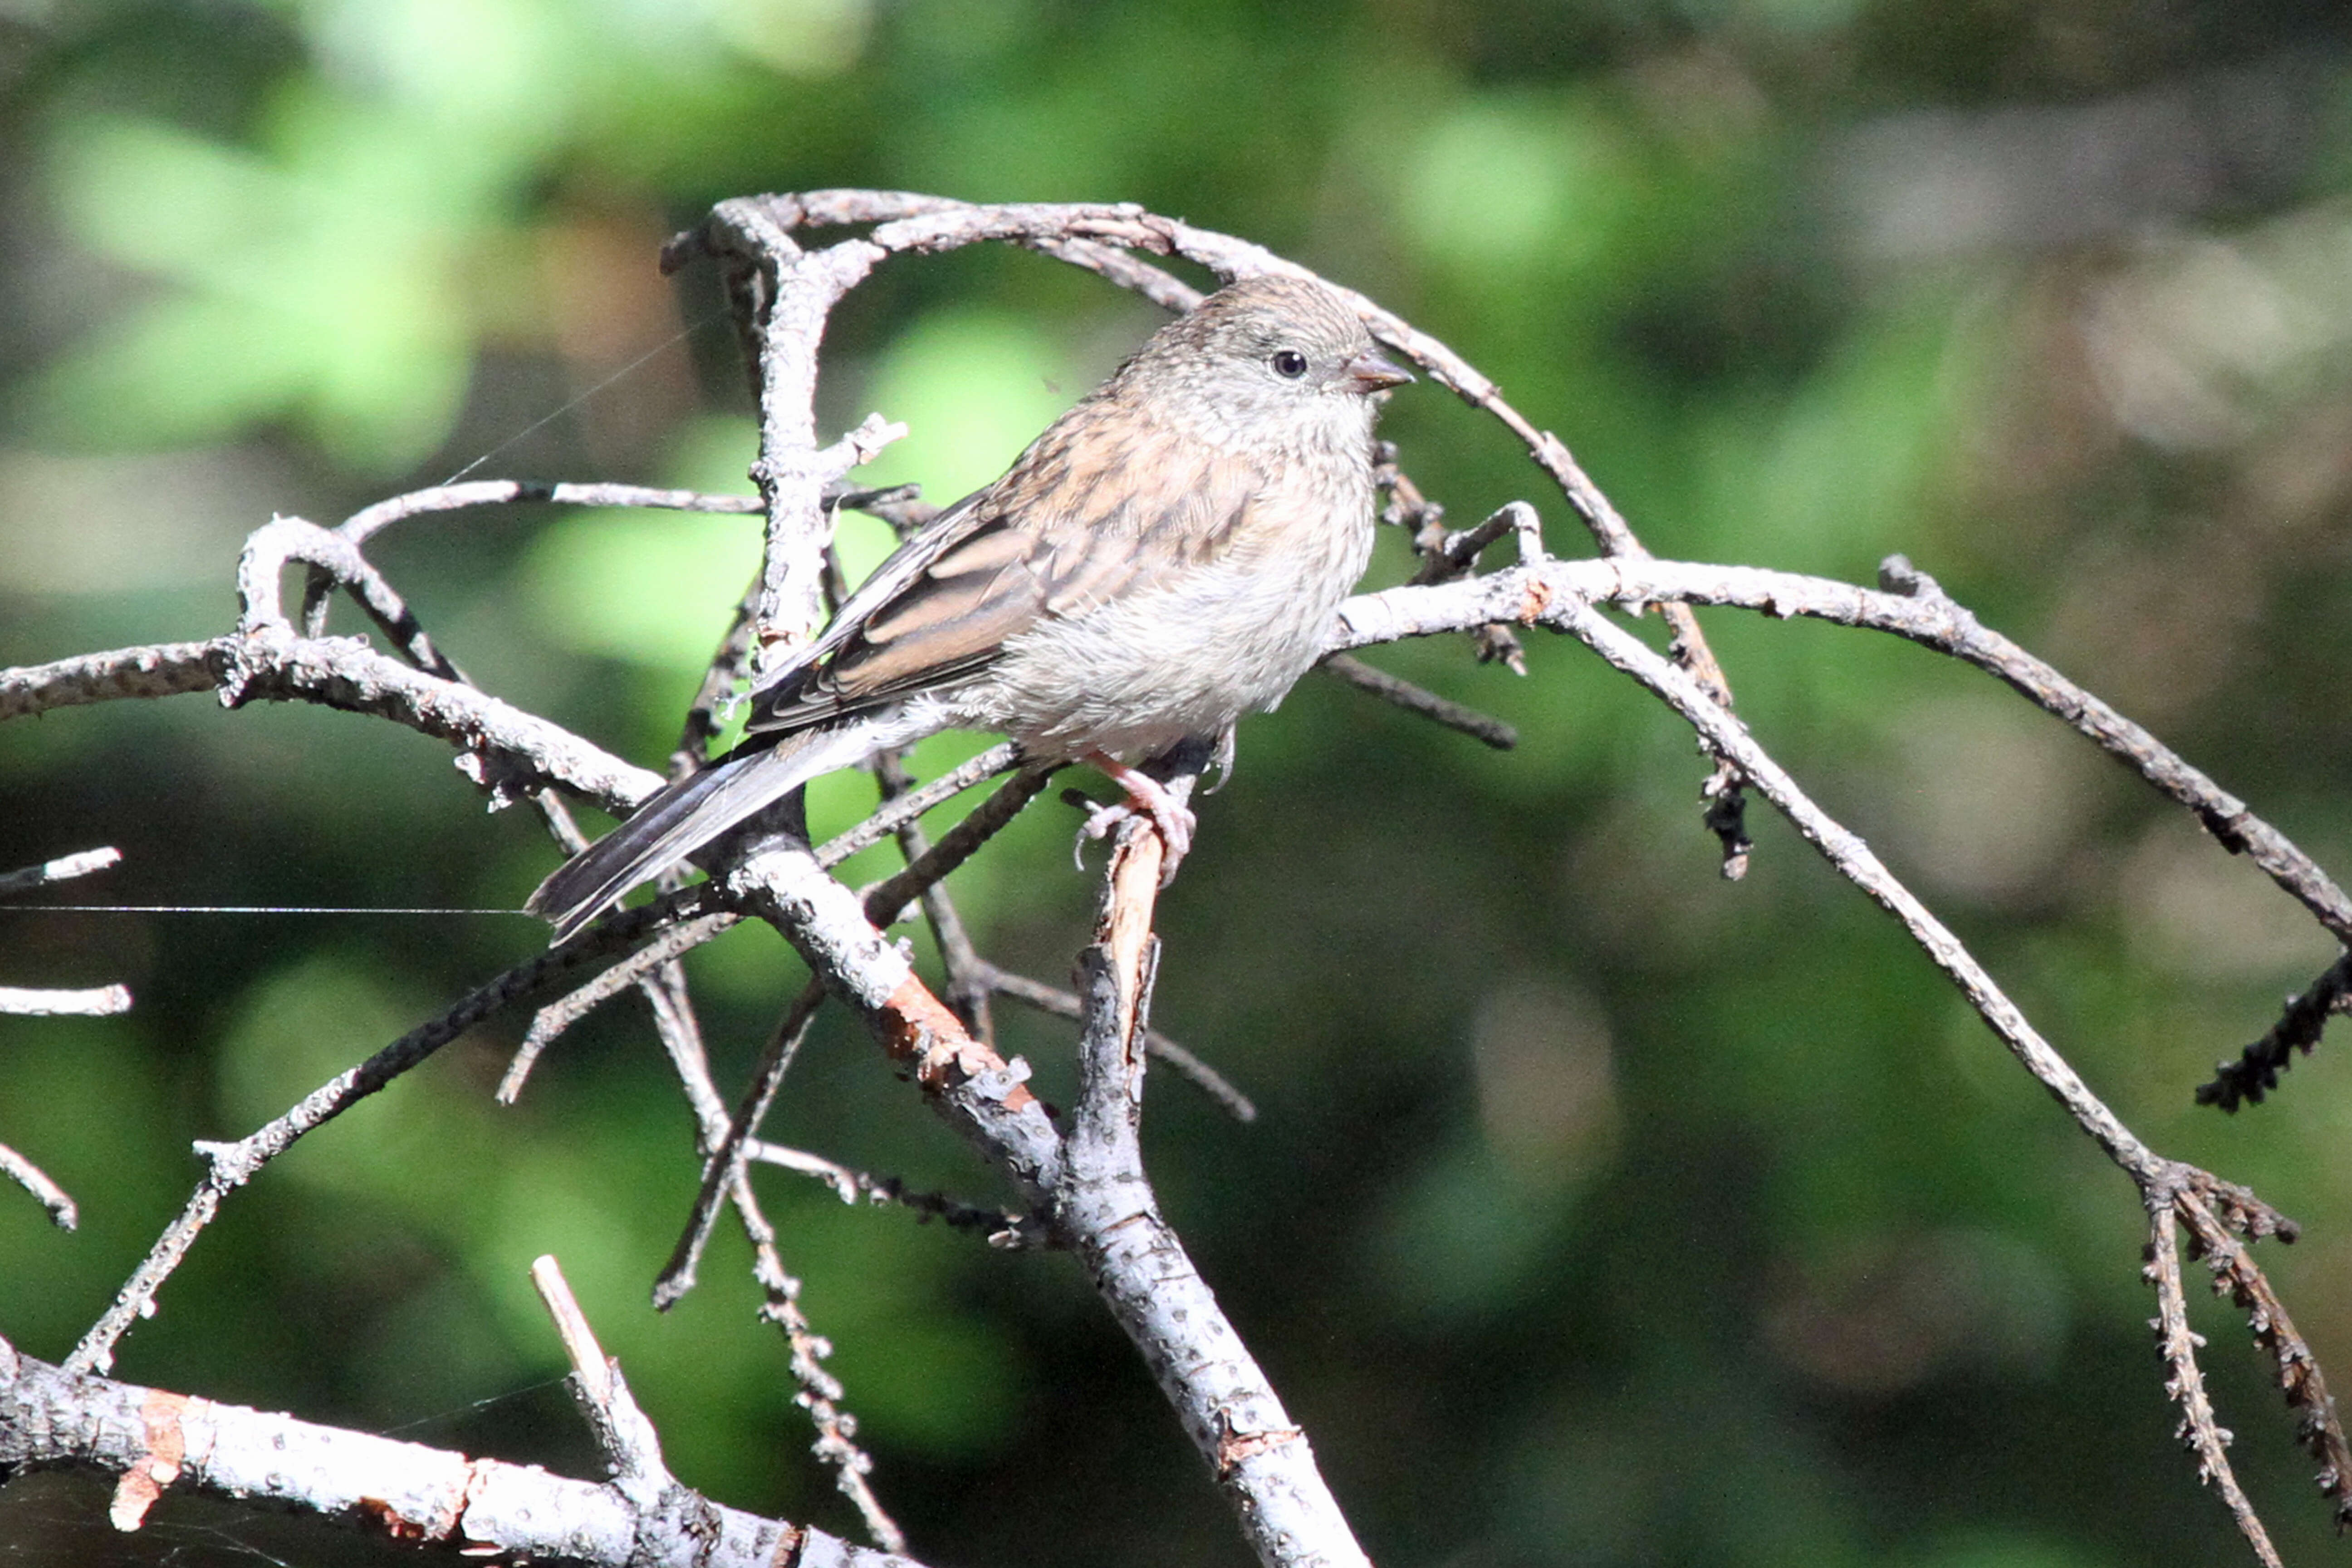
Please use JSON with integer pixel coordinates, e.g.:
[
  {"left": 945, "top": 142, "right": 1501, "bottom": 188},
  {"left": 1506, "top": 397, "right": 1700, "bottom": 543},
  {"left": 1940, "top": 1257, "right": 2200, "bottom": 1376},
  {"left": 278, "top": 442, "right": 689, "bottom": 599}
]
[{"left": 1122, "top": 273, "right": 1412, "bottom": 453}]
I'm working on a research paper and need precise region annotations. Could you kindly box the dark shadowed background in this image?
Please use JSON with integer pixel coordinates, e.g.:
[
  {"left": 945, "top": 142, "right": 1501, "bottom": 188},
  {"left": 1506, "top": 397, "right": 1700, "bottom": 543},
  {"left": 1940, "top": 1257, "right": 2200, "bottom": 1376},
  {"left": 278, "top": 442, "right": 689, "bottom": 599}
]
[{"left": 6, "top": 2, "right": 2352, "bottom": 1564}]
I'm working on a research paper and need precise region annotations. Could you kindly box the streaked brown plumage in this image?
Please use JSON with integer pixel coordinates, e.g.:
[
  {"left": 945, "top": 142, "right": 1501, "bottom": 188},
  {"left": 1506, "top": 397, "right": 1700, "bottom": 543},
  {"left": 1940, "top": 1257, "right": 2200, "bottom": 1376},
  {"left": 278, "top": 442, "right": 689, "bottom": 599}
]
[{"left": 530, "top": 273, "right": 1409, "bottom": 939}]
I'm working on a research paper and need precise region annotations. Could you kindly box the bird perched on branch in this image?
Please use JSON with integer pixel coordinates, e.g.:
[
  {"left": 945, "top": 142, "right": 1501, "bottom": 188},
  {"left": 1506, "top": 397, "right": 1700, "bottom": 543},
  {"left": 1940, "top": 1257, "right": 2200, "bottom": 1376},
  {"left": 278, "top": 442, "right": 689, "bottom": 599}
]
[{"left": 530, "top": 273, "right": 1411, "bottom": 940}]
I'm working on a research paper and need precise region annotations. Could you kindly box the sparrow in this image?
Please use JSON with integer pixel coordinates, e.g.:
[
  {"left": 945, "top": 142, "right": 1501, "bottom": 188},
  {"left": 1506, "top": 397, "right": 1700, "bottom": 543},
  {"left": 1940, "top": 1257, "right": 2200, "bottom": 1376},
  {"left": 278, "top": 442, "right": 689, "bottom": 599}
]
[{"left": 529, "top": 273, "right": 1411, "bottom": 940}]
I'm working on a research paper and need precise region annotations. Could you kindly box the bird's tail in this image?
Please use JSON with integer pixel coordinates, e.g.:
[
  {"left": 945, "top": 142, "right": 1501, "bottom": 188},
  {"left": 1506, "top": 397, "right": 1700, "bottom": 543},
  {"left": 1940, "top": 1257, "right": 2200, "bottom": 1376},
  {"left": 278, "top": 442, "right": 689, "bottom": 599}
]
[{"left": 528, "top": 728, "right": 870, "bottom": 941}]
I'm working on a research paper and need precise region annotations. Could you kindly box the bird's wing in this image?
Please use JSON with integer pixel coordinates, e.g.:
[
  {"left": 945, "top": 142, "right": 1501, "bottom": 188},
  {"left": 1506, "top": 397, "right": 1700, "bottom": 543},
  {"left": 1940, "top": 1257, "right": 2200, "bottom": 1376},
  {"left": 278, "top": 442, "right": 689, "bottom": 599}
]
[
  {"left": 738, "top": 483, "right": 1000, "bottom": 710},
  {"left": 748, "top": 424, "right": 1264, "bottom": 737}
]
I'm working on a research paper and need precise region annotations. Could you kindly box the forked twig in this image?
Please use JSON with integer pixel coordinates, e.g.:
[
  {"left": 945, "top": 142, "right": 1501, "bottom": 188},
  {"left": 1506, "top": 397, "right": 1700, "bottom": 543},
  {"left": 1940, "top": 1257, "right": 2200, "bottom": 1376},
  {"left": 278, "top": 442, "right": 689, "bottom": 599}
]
[
  {"left": 655, "top": 979, "right": 828, "bottom": 1311},
  {"left": 1546, "top": 581, "right": 2347, "bottom": 1556},
  {"left": 974, "top": 959, "right": 1256, "bottom": 1123},
  {"left": 531, "top": 1255, "right": 673, "bottom": 1503},
  {"left": 2175, "top": 1180, "right": 2352, "bottom": 1531},
  {"left": 498, "top": 913, "right": 741, "bottom": 1103}
]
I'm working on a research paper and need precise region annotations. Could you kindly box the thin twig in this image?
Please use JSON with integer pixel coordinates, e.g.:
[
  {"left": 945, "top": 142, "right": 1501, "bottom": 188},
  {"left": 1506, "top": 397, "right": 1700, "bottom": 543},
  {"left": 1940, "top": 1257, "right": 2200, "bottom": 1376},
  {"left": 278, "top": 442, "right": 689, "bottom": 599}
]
[
  {"left": 742, "top": 1140, "right": 1038, "bottom": 1244},
  {"left": 858, "top": 765, "right": 1061, "bottom": 928},
  {"left": 66, "top": 888, "right": 711, "bottom": 1374},
  {"left": 342, "top": 479, "right": 762, "bottom": 544},
  {"left": 530, "top": 1255, "right": 673, "bottom": 1504},
  {"left": 0, "top": 985, "right": 132, "bottom": 1017},
  {"left": 2146, "top": 1200, "right": 2281, "bottom": 1568},
  {"left": 300, "top": 482, "right": 760, "bottom": 647},
  {"left": 655, "top": 979, "right": 828, "bottom": 1311},
  {"left": 975, "top": 960, "right": 1255, "bottom": 1123},
  {"left": 814, "top": 743, "right": 1024, "bottom": 866},
  {"left": 2199, "top": 950, "right": 2352, "bottom": 1111},
  {"left": 1875, "top": 556, "right": 2352, "bottom": 942},
  {"left": 498, "top": 913, "right": 741, "bottom": 1103},
  {"left": 213, "top": 625, "right": 662, "bottom": 816},
  {"left": 1547, "top": 593, "right": 2162, "bottom": 1178},
  {"left": 0, "top": 641, "right": 219, "bottom": 720},
  {"left": 0, "top": 846, "right": 121, "bottom": 899},
  {"left": 692, "top": 201, "right": 904, "bottom": 652},
  {"left": 240, "top": 514, "right": 470, "bottom": 683},
  {"left": 624, "top": 956, "right": 902, "bottom": 1551},
  {"left": 1317, "top": 654, "right": 1516, "bottom": 750},
  {"left": 1335, "top": 555, "right": 2352, "bottom": 949},
  {"left": 0, "top": 1144, "right": 78, "bottom": 1230}
]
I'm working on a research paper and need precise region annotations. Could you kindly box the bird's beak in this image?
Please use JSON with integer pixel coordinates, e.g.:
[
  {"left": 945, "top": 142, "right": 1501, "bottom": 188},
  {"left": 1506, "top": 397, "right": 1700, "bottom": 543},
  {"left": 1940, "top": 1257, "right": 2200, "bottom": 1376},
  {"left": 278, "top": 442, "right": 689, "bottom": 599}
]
[{"left": 1345, "top": 351, "right": 1414, "bottom": 393}]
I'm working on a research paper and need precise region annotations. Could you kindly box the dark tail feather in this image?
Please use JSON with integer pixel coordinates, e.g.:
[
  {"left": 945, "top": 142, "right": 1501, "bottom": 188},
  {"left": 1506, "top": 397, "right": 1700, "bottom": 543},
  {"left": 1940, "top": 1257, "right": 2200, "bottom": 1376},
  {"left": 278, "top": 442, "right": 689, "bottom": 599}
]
[{"left": 528, "top": 738, "right": 829, "bottom": 941}]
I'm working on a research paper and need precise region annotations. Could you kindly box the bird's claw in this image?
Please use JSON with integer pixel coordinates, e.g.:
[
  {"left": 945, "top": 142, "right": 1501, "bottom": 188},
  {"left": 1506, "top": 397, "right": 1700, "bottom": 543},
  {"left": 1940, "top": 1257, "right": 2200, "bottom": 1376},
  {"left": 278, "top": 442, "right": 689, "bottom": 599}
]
[
  {"left": 1072, "top": 797, "right": 1137, "bottom": 866},
  {"left": 1069, "top": 779, "right": 1196, "bottom": 888}
]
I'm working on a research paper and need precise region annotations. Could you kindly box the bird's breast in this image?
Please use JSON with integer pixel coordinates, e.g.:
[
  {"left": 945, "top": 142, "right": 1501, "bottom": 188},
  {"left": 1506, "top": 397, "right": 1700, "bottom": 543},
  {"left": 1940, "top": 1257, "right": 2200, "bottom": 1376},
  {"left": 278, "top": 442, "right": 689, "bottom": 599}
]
[{"left": 972, "top": 461, "right": 1376, "bottom": 760}]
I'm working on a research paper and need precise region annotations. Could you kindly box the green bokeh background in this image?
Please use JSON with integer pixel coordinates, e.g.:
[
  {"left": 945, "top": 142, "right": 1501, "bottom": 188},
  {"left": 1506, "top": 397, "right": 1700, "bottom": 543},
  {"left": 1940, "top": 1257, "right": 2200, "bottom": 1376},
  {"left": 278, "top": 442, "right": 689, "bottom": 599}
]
[{"left": 6, "top": 3, "right": 2352, "bottom": 1565}]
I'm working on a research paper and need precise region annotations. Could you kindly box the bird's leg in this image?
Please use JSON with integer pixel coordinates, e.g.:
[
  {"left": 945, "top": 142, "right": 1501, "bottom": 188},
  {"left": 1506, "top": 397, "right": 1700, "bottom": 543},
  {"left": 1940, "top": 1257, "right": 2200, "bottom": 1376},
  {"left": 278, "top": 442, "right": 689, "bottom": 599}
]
[{"left": 1076, "top": 751, "right": 1197, "bottom": 876}]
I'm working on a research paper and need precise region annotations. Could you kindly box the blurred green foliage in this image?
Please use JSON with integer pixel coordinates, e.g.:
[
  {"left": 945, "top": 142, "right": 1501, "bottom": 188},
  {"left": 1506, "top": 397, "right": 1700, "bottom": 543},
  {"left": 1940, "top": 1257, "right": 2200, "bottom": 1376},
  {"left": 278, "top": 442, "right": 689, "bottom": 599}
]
[{"left": 5, "top": 2, "right": 2352, "bottom": 1565}]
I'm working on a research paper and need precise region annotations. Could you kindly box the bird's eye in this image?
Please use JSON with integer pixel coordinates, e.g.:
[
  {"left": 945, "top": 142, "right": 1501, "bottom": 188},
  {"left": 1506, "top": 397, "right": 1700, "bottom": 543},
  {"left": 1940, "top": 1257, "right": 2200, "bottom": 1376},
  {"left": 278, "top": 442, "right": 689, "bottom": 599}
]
[{"left": 1270, "top": 349, "right": 1308, "bottom": 379}]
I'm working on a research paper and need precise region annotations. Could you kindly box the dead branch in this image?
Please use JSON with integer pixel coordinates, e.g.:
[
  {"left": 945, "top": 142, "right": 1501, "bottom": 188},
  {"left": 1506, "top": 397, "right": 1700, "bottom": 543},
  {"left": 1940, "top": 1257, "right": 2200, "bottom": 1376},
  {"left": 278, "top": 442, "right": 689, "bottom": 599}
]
[
  {"left": 0, "top": 1146, "right": 76, "bottom": 1230},
  {"left": 66, "top": 887, "right": 713, "bottom": 1375},
  {"left": 2146, "top": 1201, "right": 2282, "bottom": 1568},
  {"left": 2199, "top": 950, "right": 2352, "bottom": 1111},
  {"left": 1318, "top": 653, "right": 1518, "bottom": 750},
  {"left": 656, "top": 978, "right": 828, "bottom": 1309},
  {"left": 728, "top": 191, "right": 1747, "bottom": 852},
  {"left": 0, "top": 1327, "right": 922, "bottom": 1568},
  {"left": 0, "top": 642, "right": 217, "bottom": 720},
  {"left": 6, "top": 191, "right": 2348, "bottom": 1568},
  {"left": 0, "top": 846, "right": 130, "bottom": 1226},
  {"left": 972, "top": 959, "right": 1257, "bottom": 1122},
  {"left": 743, "top": 1141, "right": 1035, "bottom": 1242},
  {"left": 2176, "top": 1181, "right": 2352, "bottom": 1530},
  {"left": 1337, "top": 554, "right": 2352, "bottom": 947}
]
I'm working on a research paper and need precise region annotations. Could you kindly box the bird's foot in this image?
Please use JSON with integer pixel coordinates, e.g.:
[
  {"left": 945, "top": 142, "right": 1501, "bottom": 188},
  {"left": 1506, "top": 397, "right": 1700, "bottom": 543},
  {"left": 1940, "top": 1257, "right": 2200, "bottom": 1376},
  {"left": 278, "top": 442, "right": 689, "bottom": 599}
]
[{"left": 1073, "top": 754, "right": 1197, "bottom": 886}]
